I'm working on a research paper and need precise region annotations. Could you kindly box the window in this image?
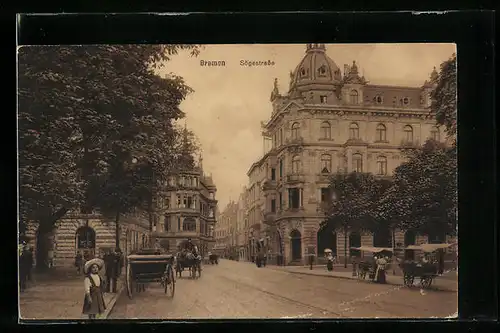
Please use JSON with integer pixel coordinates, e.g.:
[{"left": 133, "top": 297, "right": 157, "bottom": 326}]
[
  {"left": 164, "top": 198, "right": 170, "bottom": 209},
  {"left": 279, "top": 159, "right": 283, "bottom": 178},
  {"left": 352, "top": 153, "right": 363, "bottom": 173},
  {"left": 279, "top": 192, "right": 282, "bottom": 210},
  {"left": 271, "top": 168, "right": 276, "bottom": 181},
  {"left": 320, "top": 95, "right": 327, "bottom": 104},
  {"left": 431, "top": 126, "right": 440, "bottom": 141},
  {"left": 291, "top": 122, "right": 300, "bottom": 140},
  {"left": 403, "top": 97, "right": 409, "bottom": 105},
  {"left": 177, "top": 216, "right": 181, "bottom": 230},
  {"left": 177, "top": 195, "right": 181, "bottom": 207},
  {"left": 300, "top": 68, "right": 306, "bottom": 76},
  {"left": 288, "top": 188, "right": 300, "bottom": 209},
  {"left": 271, "top": 199, "right": 276, "bottom": 213},
  {"left": 376, "top": 123, "right": 387, "bottom": 142},
  {"left": 318, "top": 65, "right": 327, "bottom": 75},
  {"left": 374, "top": 95, "right": 383, "bottom": 104},
  {"left": 350, "top": 90, "right": 359, "bottom": 104},
  {"left": 376, "top": 156, "right": 387, "bottom": 175},
  {"left": 292, "top": 155, "right": 301, "bottom": 174},
  {"left": 279, "top": 128, "right": 283, "bottom": 145},
  {"left": 349, "top": 123, "right": 359, "bottom": 139},
  {"left": 320, "top": 121, "right": 331, "bottom": 139},
  {"left": 164, "top": 215, "right": 171, "bottom": 232},
  {"left": 321, "top": 188, "right": 330, "bottom": 203},
  {"left": 320, "top": 154, "right": 332, "bottom": 173},
  {"left": 183, "top": 196, "right": 188, "bottom": 208},
  {"left": 403, "top": 125, "right": 414, "bottom": 143},
  {"left": 273, "top": 133, "right": 277, "bottom": 148},
  {"left": 183, "top": 218, "right": 196, "bottom": 232}
]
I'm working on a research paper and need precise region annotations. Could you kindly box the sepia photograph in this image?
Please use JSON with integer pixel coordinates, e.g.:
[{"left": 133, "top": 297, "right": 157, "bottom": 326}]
[{"left": 18, "top": 43, "right": 458, "bottom": 320}]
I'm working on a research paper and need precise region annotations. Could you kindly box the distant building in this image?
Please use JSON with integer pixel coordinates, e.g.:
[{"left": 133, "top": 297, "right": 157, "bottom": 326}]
[
  {"left": 152, "top": 165, "right": 218, "bottom": 257},
  {"left": 214, "top": 200, "right": 238, "bottom": 258},
  {"left": 246, "top": 43, "right": 455, "bottom": 265}
]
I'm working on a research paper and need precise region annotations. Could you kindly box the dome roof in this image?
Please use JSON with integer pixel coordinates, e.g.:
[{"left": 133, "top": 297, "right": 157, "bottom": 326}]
[{"left": 289, "top": 44, "right": 343, "bottom": 91}]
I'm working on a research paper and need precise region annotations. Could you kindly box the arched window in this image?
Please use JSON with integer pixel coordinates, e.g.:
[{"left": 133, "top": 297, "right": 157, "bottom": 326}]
[
  {"left": 320, "top": 121, "right": 331, "bottom": 139},
  {"left": 318, "top": 65, "right": 327, "bottom": 76},
  {"left": 183, "top": 218, "right": 197, "bottom": 232},
  {"left": 320, "top": 154, "right": 332, "bottom": 173},
  {"left": 350, "top": 90, "right": 359, "bottom": 104},
  {"left": 403, "top": 125, "right": 414, "bottom": 143},
  {"left": 349, "top": 123, "right": 359, "bottom": 140},
  {"left": 292, "top": 155, "right": 301, "bottom": 174},
  {"left": 430, "top": 126, "right": 440, "bottom": 141},
  {"left": 291, "top": 122, "right": 300, "bottom": 140},
  {"left": 352, "top": 153, "right": 363, "bottom": 173},
  {"left": 376, "top": 156, "right": 387, "bottom": 175},
  {"left": 376, "top": 123, "right": 387, "bottom": 142},
  {"left": 76, "top": 226, "right": 96, "bottom": 249}
]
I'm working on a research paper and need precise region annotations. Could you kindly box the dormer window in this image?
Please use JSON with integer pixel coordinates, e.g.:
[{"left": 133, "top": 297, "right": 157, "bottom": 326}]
[
  {"left": 320, "top": 95, "right": 327, "bottom": 104},
  {"left": 318, "top": 65, "right": 327, "bottom": 76},
  {"left": 300, "top": 68, "right": 306, "bottom": 76}
]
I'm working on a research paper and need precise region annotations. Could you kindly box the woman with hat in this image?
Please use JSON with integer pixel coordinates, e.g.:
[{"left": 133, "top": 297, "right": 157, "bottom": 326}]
[{"left": 82, "top": 258, "right": 106, "bottom": 319}]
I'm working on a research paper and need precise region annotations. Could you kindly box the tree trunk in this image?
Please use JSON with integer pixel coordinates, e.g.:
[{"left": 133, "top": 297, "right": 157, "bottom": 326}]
[
  {"left": 344, "top": 227, "right": 348, "bottom": 268},
  {"left": 115, "top": 211, "right": 121, "bottom": 249}
]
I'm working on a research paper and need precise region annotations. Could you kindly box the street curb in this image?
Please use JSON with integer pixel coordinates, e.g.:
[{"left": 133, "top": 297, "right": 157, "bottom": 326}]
[
  {"left": 272, "top": 268, "right": 458, "bottom": 293},
  {"left": 101, "top": 284, "right": 125, "bottom": 319}
]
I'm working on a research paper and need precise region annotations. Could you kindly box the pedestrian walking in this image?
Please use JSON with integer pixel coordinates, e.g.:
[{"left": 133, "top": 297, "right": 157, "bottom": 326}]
[
  {"left": 82, "top": 258, "right": 106, "bottom": 320},
  {"left": 375, "top": 256, "right": 387, "bottom": 284},
  {"left": 75, "top": 252, "right": 83, "bottom": 275}
]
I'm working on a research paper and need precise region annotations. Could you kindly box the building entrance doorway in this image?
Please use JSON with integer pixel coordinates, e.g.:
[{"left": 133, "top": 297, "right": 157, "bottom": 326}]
[{"left": 76, "top": 226, "right": 96, "bottom": 259}]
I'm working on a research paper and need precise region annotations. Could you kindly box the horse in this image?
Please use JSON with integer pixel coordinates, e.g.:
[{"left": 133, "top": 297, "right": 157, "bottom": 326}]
[{"left": 175, "top": 250, "right": 202, "bottom": 279}]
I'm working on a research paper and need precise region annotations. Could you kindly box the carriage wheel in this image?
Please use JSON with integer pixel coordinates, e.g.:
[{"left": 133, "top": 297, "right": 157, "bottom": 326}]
[
  {"left": 164, "top": 265, "right": 175, "bottom": 298},
  {"left": 403, "top": 274, "right": 415, "bottom": 287},
  {"left": 126, "top": 261, "right": 134, "bottom": 299},
  {"left": 420, "top": 276, "right": 433, "bottom": 289}
]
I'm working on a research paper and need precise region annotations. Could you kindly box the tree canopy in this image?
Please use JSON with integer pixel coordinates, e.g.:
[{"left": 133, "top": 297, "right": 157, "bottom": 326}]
[
  {"left": 431, "top": 53, "right": 457, "bottom": 141},
  {"left": 18, "top": 45, "right": 201, "bottom": 233}
]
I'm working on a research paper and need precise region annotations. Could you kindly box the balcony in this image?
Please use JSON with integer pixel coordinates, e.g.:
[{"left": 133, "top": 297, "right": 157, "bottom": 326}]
[
  {"left": 344, "top": 138, "right": 368, "bottom": 147},
  {"left": 286, "top": 173, "right": 305, "bottom": 183},
  {"left": 280, "top": 207, "right": 305, "bottom": 218},
  {"left": 262, "top": 179, "right": 277, "bottom": 191},
  {"left": 285, "top": 137, "right": 304, "bottom": 145},
  {"left": 400, "top": 140, "right": 421, "bottom": 149}
]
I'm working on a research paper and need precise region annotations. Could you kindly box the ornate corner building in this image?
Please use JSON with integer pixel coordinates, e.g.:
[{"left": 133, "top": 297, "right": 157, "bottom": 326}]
[
  {"left": 245, "top": 44, "right": 455, "bottom": 265},
  {"left": 151, "top": 165, "right": 218, "bottom": 257}
]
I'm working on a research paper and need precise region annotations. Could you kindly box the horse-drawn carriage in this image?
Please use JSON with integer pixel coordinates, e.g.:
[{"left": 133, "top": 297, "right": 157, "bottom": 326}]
[
  {"left": 352, "top": 246, "right": 393, "bottom": 282},
  {"left": 175, "top": 250, "right": 202, "bottom": 279},
  {"left": 399, "top": 243, "right": 456, "bottom": 289},
  {"left": 125, "top": 248, "right": 175, "bottom": 299}
]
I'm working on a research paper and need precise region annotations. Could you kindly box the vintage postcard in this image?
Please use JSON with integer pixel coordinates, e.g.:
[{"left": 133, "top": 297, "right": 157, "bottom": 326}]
[{"left": 18, "top": 43, "right": 457, "bottom": 320}]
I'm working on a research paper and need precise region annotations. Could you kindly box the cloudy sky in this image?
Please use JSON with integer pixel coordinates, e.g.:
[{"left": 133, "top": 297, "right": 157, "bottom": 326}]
[{"left": 159, "top": 43, "right": 456, "bottom": 209}]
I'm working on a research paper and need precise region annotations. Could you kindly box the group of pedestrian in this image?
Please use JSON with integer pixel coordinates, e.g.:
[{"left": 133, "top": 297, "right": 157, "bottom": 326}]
[
  {"left": 19, "top": 242, "right": 34, "bottom": 292},
  {"left": 79, "top": 248, "right": 124, "bottom": 320}
]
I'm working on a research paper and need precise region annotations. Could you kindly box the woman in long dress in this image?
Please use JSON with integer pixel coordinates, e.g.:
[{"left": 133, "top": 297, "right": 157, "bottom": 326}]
[{"left": 82, "top": 258, "right": 106, "bottom": 319}]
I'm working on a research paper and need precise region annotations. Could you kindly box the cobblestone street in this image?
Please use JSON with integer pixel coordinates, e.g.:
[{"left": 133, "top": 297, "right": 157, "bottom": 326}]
[{"left": 109, "top": 260, "right": 457, "bottom": 319}]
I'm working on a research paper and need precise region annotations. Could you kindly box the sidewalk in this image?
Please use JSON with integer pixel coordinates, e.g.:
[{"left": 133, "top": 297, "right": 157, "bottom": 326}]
[
  {"left": 19, "top": 268, "right": 124, "bottom": 320},
  {"left": 268, "top": 265, "right": 458, "bottom": 292},
  {"left": 234, "top": 260, "right": 457, "bottom": 292}
]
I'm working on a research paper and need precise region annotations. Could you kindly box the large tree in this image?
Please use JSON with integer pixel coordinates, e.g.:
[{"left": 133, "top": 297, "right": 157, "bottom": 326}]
[
  {"left": 375, "top": 140, "right": 457, "bottom": 239},
  {"left": 321, "top": 172, "right": 391, "bottom": 267},
  {"left": 18, "top": 45, "right": 201, "bottom": 265},
  {"left": 431, "top": 53, "right": 457, "bottom": 141}
]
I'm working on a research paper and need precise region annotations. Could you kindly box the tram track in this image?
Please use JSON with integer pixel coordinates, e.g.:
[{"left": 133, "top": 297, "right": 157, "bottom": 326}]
[{"left": 217, "top": 274, "right": 346, "bottom": 318}]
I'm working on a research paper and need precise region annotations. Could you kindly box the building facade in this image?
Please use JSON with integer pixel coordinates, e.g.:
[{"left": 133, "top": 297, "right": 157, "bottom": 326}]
[
  {"left": 214, "top": 200, "right": 238, "bottom": 258},
  {"left": 247, "top": 43, "right": 454, "bottom": 265},
  {"left": 152, "top": 166, "right": 218, "bottom": 257},
  {"left": 24, "top": 209, "right": 150, "bottom": 268}
]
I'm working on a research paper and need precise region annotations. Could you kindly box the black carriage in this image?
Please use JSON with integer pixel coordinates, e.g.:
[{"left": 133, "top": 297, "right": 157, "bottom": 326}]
[
  {"left": 351, "top": 246, "right": 394, "bottom": 282},
  {"left": 399, "top": 243, "right": 455, "bottom": 289},
  {"left": 125, "top": 249, "right": 175, "bottom": 299}
]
